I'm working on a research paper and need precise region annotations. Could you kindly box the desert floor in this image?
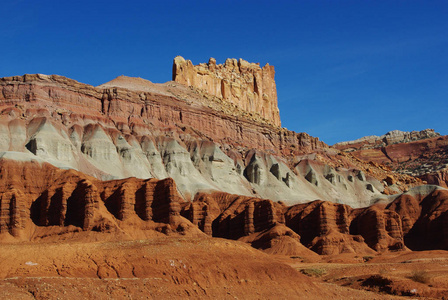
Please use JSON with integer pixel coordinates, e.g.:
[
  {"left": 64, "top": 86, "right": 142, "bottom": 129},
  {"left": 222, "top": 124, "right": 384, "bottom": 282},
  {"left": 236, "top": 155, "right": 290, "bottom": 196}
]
[{"left": 1, "top": 236, "right": 447, "bottom": 299}]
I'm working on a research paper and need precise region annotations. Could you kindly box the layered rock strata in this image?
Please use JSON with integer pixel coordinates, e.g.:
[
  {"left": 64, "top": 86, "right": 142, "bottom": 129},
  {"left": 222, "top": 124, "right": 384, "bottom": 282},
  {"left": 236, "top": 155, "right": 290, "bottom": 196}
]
[
  {"left": 0, "top": 159, "right": 195, "bottom": 240},
  {"left": 172, "top": 56, "right": 281, "bottom": 126},
  {"left": 334, "top": 129, "right": 440, "bottom": 151},
  {"left": 1, "top": 159, "right": 446, "bottom": 255},
  {"left": 201, "top": 185, "right": 448, "bottom": 254},
  {"left": 0, "top": 73, "right": 420, "bottom": 207},
  {"left": 334, "top": 130, "right": 448, "bottom": 187}
]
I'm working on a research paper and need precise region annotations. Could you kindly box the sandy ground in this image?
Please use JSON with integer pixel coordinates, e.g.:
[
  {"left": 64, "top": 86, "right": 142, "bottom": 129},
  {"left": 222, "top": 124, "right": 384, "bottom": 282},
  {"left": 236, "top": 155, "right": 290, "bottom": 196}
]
[
  {"left": 0, "top": 236, "right": 447, "bottom": 299},
  {"left": 283, "top": 250, "right": 448, "bottom": 299}
]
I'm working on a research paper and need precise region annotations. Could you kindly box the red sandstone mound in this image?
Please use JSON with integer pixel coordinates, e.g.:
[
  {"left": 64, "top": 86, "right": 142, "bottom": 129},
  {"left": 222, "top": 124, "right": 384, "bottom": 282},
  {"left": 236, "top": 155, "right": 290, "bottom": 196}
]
[
  {"left": 387, "top": 187, "right": 448, "bottom": 250},
  {"left": 186, "top": 186, "right": 448, "bottom": 255},
  {"left": 0, "top": 159, "right": 200, "bottom": 242},
  {"left": 284, "top": 200, "right": 404, "bottom": 255},
  {"left": 420, "top": 166, "right": 448, "bottom": 188},
  {"left": 1, "top": 158, "right": 447, "bottom": 257},
  {"left": 239, "top": 224, "right": 318, "bottom": 256}
]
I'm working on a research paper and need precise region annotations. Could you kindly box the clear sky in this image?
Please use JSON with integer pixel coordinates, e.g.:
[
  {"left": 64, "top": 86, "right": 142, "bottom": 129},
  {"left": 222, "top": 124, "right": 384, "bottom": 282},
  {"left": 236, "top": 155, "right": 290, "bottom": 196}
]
[{"left": 1, "top": 0, "right": 447, "bottom": 145}]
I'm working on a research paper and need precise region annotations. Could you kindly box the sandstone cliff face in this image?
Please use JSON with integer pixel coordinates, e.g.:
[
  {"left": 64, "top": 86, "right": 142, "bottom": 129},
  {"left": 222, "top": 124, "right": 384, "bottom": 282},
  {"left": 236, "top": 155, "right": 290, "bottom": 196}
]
[
  {"left": 2, "top": 59, "right": 446, "bottom": 263},
  {"left": 350, "top": 205, "right": 404, "bottom": 252},
  {"left": 182, "top": 185, "right": 448, "bottom": 255},
  {"left": 0, "top": 158, "right": 446, "bottom": 256},
  {"left": 0, "top": 159, "right": 197, "bottom": 240},
  {"left": 0, "top": 73, "right": 416, "bottom": 207},
  {"left": 420, "top": 168, "right": 448, "bottom": 188},
  {"left": 173, "top": 56, "right": 281, "bottom": 127},
  {"left": 284, "top": 200, "right": 404, "bottom": 255},
  {"left": 387, "top": 186, "right": 448, "bottom": 250},
  {"left": 285, "top": 201, "right": 373, "bottom": 255}
]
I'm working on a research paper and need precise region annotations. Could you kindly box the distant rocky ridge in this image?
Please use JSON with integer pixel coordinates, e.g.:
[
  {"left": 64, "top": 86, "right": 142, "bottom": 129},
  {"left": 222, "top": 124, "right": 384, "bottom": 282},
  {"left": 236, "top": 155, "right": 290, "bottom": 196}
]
[
  {"left": 334, "top": 129, "right": 440, "bottom": 151},
  {"left": 173, "top": 56, "right": 281, "bottom": 127},
  {"left": 334, "top": 129, "right": 448, "bottom": 187}
]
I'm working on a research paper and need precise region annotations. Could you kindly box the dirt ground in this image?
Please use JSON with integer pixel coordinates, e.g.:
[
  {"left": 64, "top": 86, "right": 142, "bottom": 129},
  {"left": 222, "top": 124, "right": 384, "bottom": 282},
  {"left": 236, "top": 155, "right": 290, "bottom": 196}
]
[
  {"left": 284, "top": 250, "right": 448, "bottom": 299},
  {"left": 0, "top": 235, "right": 447, "bottom": 299}
]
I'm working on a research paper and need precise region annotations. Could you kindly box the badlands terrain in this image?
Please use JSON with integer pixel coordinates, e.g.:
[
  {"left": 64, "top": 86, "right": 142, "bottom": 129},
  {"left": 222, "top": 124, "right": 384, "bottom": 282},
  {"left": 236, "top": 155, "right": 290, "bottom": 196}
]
[{"left": 0, "top": 56, "right": 447, "bottom": 299}]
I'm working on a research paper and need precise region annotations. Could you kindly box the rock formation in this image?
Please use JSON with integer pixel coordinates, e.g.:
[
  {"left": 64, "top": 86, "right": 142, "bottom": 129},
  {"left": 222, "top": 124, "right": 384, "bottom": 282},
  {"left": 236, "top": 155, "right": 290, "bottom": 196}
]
[
  {"left": 420, "top": 168, "right": 448, "bottom": 188},
  {"left": 350, "top": 205, "right": 404, "bottom": 252},
  {"left": 0, "top": 157, "right": 445, "bottom": 255},
  {"left": 334, "top": 129, "right": 440, "bottom": 151},
  {"left": 0, "top": 159, "right": 197, "bottom": 240},
  {"left": 183, "top": 185, "right": 448, "bottom": 255},
  {"left": 387, "top": 186, "right": 448, "bottom": 250},
  {"left": 0, "top": 73, "right": 420, "bottom": 207},
  {"left": 3, "top": 58, "right": 448, "bottom": 300},
  {"left": 0, "top": 59, "right": 443, "bottom": 256},
  {"left": 172, "top": 56, "right": 281, "bottom": 127},
  {"left": 285, "top": 201, "right": 372, "bottom": 255},
  {"left": 334, "top": 130, "right": 448, "bottom": 187}
]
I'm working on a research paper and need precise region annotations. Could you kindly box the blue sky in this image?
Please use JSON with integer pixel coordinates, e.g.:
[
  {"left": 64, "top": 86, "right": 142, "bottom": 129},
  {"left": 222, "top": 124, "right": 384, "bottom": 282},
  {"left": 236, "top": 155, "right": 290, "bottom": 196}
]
[{"left": 1, "top": 1, "right": 447, "bottom": 145}]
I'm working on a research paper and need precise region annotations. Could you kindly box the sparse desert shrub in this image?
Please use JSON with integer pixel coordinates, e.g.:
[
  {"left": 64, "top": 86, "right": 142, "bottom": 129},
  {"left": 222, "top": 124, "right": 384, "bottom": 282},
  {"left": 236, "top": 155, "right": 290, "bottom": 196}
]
[
  {"left": 363, "top": 255, "right": 374, "bottom": 262},
  {"left": 409, "top": 270, "right": 430, "bottom": 284},
  {"left": 300, "top": 268, "right": 327, "bottom": 277},
  {"left": 362, "top": 275, "right": 393, "bottom": 293},
  {"left": 363, "top": 274, "right": 392, "bottom": 287}
]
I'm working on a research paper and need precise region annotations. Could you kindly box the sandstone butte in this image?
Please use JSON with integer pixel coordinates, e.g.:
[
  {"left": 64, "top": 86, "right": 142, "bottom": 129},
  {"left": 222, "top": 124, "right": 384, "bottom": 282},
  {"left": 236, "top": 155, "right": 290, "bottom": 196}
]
[
  {"left": 0, "top": 57, "right": 448, "bottom": 299},
  {"left": 173, "top": 56, "right": 281, "bottom": 127}
]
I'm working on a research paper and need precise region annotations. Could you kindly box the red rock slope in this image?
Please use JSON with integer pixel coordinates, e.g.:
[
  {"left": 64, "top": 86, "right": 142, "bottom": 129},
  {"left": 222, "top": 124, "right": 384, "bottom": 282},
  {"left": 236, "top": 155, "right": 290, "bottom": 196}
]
[
  {"left": 334, "top": 129, "right": 448, "bottom": 187},
  {"left": 0, "top": 73, "right": 420, "bottom": 207},
  {"left": 1, "top": 158, "right": 447, "bottom": 256}
]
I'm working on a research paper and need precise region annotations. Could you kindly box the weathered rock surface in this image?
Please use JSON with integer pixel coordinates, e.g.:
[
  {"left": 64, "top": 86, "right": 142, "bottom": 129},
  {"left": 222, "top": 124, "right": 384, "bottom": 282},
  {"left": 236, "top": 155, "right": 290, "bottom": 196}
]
[
  {"left": 189, "top": 185, "right": 448, "bottom": 255},
  {"left": 0, "top": 159, "right": 199, "bottom": 241},
  {"left": 334, "top": 130, "right": 448, "bottom": 187},
  {"left": 387, "top": 186, "right": 448, "bottom": 250},
  {"left": 350, "top": 205, "right": 404, "bottom": 252},
  {"left": 285, "top": 201, "right": 375, "bottom": 255},
  {"left": 284, "top": 200, "right": 405, "bottom": 255},
  {"left": 335, "top": 129, "right": 440, "bottom": 151},
  {"left": 2, "top": 59, "right": 447, "bottom": 299},
  {"left": 420, "top": 168, "right": 448, "bottom": 188},
  {"left": 173, "top": 56, "right": 281, "bottom": 126},
  {"left": 0, "top": 158, "right": 447, "bottom": 256},
  {"left": 0, "top": 63, "right": 432, "bottom": 254},
  {"left": 0, "top": 73, "right": 418, "bottom": 207}
]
